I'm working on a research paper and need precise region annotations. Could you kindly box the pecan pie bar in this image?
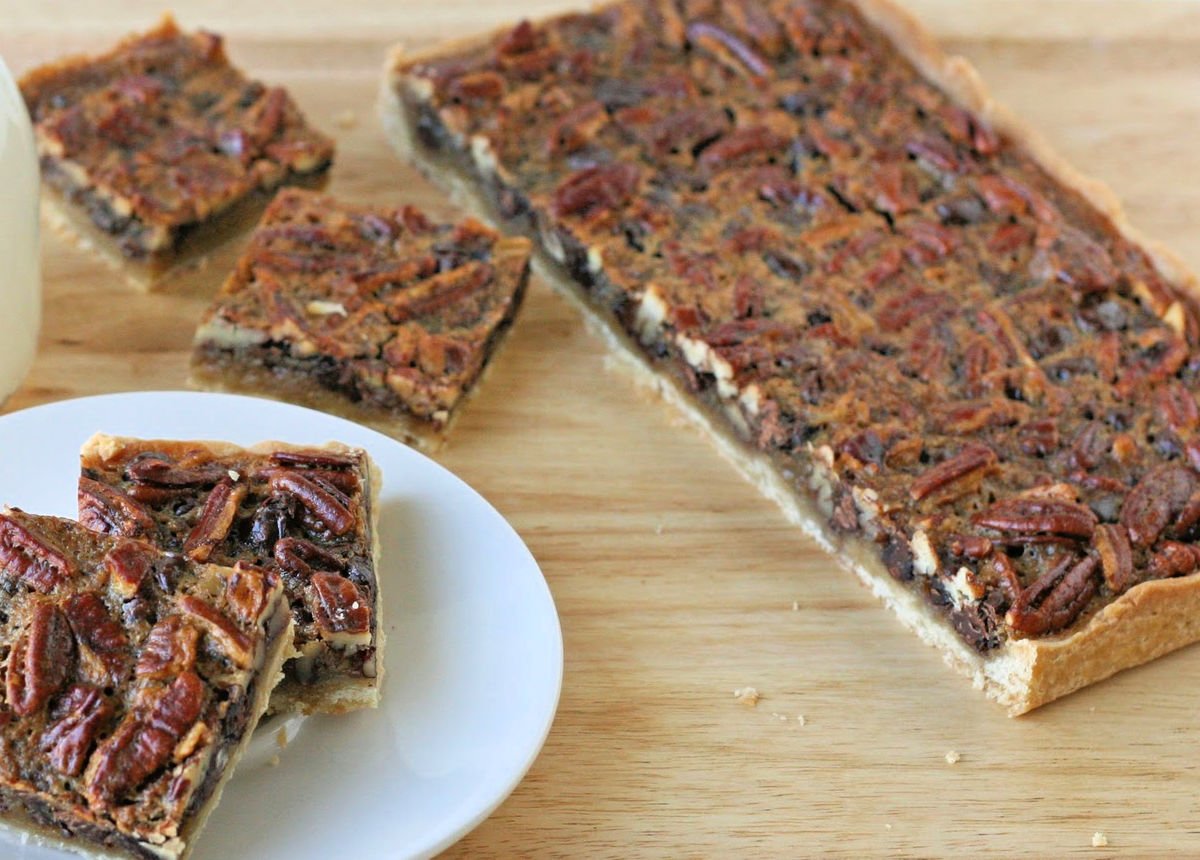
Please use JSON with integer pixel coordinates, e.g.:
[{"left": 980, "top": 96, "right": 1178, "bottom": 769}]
[
  {"left": 79, "top": 434, "right": 382, "bottom": 715},
  {"left": 0, "top": 508, "right": 292, "bottom": 859},
  {"left": 19, "top": 15, "right": 334, "bottom": 289},
  {"left": 189, "top": 188, "right": 532, "bottom": 448},
  {"left": 383, "top": 0, "right": 1200, "bottom": 713}
]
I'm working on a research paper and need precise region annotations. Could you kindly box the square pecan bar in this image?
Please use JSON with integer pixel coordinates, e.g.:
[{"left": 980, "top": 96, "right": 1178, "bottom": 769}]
[
  {"left": 0, "top": 508, "right": 292, "bottom": 859},
  {"left": 19, "top": 15, "right": 334, "bottom": 289},
  {"left": 79, "top": 434, "right": 382, "bottom": 715},
  {"left": 384, "top": 0, "right": 1200, "bottom": 713},
  {"left": 190, "top": 188, "right": 532, "bottom": 448}
]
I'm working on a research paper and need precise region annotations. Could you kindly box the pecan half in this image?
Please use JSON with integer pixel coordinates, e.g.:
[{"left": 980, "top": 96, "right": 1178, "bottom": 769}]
[
  {"left": 1005, "top": 555, "right": 1098, "bottom": 636},
  {"left": 1147, "top": 541, "right": 1200, "bottom": 579},
  {"left": 973, "top": 498, "right": 1098, "bottom": 539},
  {"left": 78, "top": 477, "right": 155, "bottom": 538},
  {"left": 125, "top": 456, "right": 226, "bottom": 487},
  {"left": 1121, "top": 465, "right": 1196, "bottom": 548},
  {"left": 84, "top": 672, "right": 205, "bottom": 807},
  {"left": 64, "top": 593, "right": 128, "bottom": 687},
  {"left": 41, "top": 684, "right": 114, "bottom": 777},
  {"left": 183, "top": 478, "right": 248, "bottom": 562},
  {"left": 270, "top": 450, "right": 356, "bottom": 470},
  {"left": 1158, "top": 382, "right": 1199, "bottom": 437},
  {"left": 909, "top": 443, "right": 996, "bottom": 502},
  {"left": 687, "top": 21, "right": 771, "bottom": 79},
  {"left": 698, "top": 125, "right": 787, "bottom": 169},
  {"left": 177, "top": 596, "right": 253, "bottom": 668},
  {"left": 136, "top": 616, "right": 200, "bottom": 680},
  {"left": 0, "top": 516, "right": 74, "bottom": 593},
  {"left": 104, "top": 539, "right": 155, "bottom": 598},
  {"left": 270, "top": 471, "right": 355, "bottom": 536},
  {"left": 224, "top": 564, "right": 270, "bottom": 627},
  {"left": 6, "top": 603, "right": 74, "bottom": 716},
  {"left": 308, "top": 572, "right": 371, "bottom": 646},
  {"left": 274, "top": 536, "right": 344, "bottom": 578},
  {"left": 545, "top": 99, "right": 608, "bottom": 156},
  {"left": 1093, "top": 523, "right": 1134, "bottom": 594},
  {"left": 551, "top": 163, "right": 641, "bottom": 219},
  {"left": 146, "top": 671, "right": 206, "bottom": 737}
]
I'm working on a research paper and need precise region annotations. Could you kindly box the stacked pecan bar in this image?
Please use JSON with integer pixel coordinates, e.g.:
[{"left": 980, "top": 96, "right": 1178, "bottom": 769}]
[
  {"left": 19, "top": 16, "right": 334, "bottom": 288},
  {"left": 0, "top": 509, "right": 292, "bottom": 859},
  {"left": 79, "top": 434, "right": 383, "bottom": 715},
  {"left": 190, "top": 189, "right": 532, "bottom": 447},
  {"left": 384, "top": 0, "right": 1200, "bottom": 711}
]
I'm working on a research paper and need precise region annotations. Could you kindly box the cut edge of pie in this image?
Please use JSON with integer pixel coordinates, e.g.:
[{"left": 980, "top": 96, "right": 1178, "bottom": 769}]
[{"left": 378, "top": 0, "right": 1200, "bottom": 715}]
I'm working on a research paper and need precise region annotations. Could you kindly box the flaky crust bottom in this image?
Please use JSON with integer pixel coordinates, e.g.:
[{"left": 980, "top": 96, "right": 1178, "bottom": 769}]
[
  {"left": 81, "top": 434, "right": 385, "bottom": 716},
  {"left": 187, "top": 351, "right": 451, "bottom": 452},
  {"left": 379, "top": 4, "right": 1200, "bottom": 715},
  {"left": 39, "top": 171, "right": 328, "bottom": 293}
]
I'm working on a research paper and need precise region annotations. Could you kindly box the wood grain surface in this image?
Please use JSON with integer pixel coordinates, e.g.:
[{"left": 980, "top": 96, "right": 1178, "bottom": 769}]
[{"left": 3, "top": 2, "right": 1200, "bottom": 856}]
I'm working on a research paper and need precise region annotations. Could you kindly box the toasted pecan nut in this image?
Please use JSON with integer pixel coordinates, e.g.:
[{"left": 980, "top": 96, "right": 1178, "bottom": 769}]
[
  {"left": 1006, "top": 555, "right": 1098, "bottom": 636},
  {"left": 1158, "top": 382, "right": 1199, "bottom": 437},
  {"left": 686, "top": 21, "right": 771, "bottom": 79},
  {"left": 64, "top": 593, "right": 128, "bottom": 688},
  {"left": 0, "top": 516, "right": 75, "bottom": 593},
  {"left": 84, "top": 671, "right": 205, "bottom": 808},
  {"left": 1093, "top": 524, "right": 1134, "bottom": 594},
  {"left": 909, "top": 443, "right": 996, "bottom": 502},
  {"left": 136, "top": 616, "right": 200, "bottom": 680},
  {"left": 177, "top": 596, "right": 254, "bottom": 669},
  {"left": 83, "top": 716, "right": 172, "bottom": 808},
  {"left": 269, "top": 471, "right": 355, "bottom": 536},
  {"left": 41, "top": 684, "right": 114, "bottom": 777},
  {"left": 103, "top": 539, "right": 155, "bottom": 598},
  {"left": 183, "top": 478, "right": 248, "bottom": 562},
  {"left": 1121, "top": 465, "right": 1196, "bottom": 548},
  {"left": 78, "top": 478, "right": 155, "bottom": 538},
  {"left": 125, "top": 456, "right": 225, "bottom": 488},
  {"left": 273, "top": 536, "right": 344, "bottom": 578},
  {"left": 224, "top": 564, "right": 270, "bottom": 627},
  {"left": 551, "top": 163, "right": 640, "bottom": 219},
  {"left": 973, "top": 498, "right": 1098, "bottom": 539},
  {"left": 1147, "top": 541, "right": 1200, "bottom": 579},
  {"left": 6, "top": 603, "right": 74, "bottom": 716},
  {"left": 308, "top": 572, "right": 371, "bottom": 646},
  {"left": 270, "top": 449, "right": 357, "bottom": 470},
  {"left": 146, "top": 670, "right": 206, "bottom": 737},
  {"left": 384, "top": 261, "right": 494, "bottom": 324}
]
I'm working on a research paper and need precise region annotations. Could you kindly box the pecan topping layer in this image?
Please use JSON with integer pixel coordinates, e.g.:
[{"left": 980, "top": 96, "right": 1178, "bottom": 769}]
[
  {"left": 7, "top": 603, "right": 74, "bottom": 716},
  {"left": 0, "top": 509, "right": 288, "bottom": 849},
  {"left": 81, "top": 437, "right": 380, "bottom": 693},
  {"left": 402, "top": 0, "right": 1200, "bottom": 651}
]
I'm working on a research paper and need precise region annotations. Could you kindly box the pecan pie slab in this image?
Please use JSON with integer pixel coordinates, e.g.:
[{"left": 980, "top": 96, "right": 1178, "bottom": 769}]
[
  {"left": 0, "top": 509, "right": 292, "bottom": 860},
  {"left": 189, "top": 188, "right": 532, "bottom": 449},
  {"left": 382, "top": 0, "right": 1200, "bottom": 713},
  {"left": 18, "top": 15, "right": 334, "bottom": 290},
  {"left": 79, "top": 434, "right": 383, "bottom": 716}
]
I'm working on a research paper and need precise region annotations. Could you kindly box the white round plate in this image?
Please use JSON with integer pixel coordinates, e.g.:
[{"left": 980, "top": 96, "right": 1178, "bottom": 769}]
[{"left": 0, "top": 392, "right": 562, "bottom": 860}]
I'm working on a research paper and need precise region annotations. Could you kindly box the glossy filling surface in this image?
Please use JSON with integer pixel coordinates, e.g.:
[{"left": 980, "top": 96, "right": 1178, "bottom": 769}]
[{"left": 396, "top": 0, "right": 1200, "bottom": 652}]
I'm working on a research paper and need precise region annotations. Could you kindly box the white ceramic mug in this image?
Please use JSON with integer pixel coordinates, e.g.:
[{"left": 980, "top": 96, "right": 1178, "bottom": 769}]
[{"left": 0, "top": 56, "right": 40, "bottom": 407}]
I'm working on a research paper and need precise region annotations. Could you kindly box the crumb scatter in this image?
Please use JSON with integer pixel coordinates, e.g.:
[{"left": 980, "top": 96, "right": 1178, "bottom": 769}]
[{"left": 732, "top": 687, "right": 760, "bottom": 707}]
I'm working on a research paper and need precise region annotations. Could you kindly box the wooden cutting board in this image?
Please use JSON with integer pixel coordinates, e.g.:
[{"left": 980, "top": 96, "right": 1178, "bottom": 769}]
[{"left": 4, "top": 2, "right": 1200, "bottom": 856}]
